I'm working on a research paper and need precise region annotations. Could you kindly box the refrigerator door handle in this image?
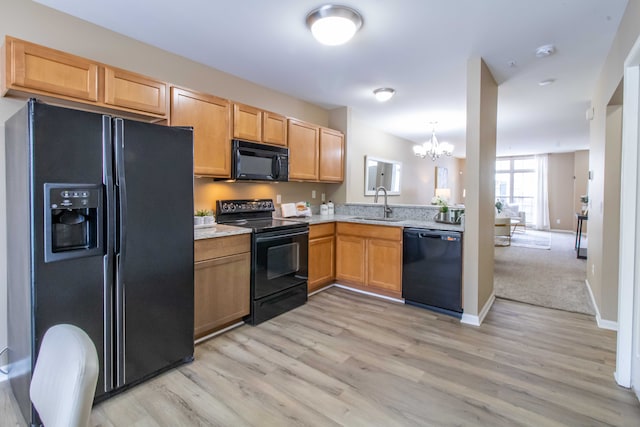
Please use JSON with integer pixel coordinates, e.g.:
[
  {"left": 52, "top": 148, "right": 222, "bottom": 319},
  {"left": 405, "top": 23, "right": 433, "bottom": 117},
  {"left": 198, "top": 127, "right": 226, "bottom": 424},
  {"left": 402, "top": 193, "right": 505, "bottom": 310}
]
[
  {"left": 102, "top": 115, "right": 114, "bottom": 392},
  {"left": 115, "top": 253, "right": 125, "bottom": 387},
  {"left": 114, "top": 118, "right": 127, "bottom": 387}
]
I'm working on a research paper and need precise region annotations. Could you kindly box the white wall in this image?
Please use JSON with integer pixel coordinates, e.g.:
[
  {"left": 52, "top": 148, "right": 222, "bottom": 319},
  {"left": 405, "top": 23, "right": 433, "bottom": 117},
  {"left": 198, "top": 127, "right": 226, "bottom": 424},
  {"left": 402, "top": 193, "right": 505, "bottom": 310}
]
[{"left": 341, "top": 115, "right": 464, "bottom": 205}]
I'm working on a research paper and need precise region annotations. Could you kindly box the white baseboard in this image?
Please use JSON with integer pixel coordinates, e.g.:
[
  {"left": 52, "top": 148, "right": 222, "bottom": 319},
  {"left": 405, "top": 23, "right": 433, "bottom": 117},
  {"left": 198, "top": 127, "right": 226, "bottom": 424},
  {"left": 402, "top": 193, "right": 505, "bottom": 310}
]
[
  {"left": 333, "top": 283, "right": 405, "bottom": 303},
  {"left": 461, "top": 292, "right": 495, "bottom": 326},
  {"left": 585, "top": 279, "right": 618, "bottom": 331},
  {"left": 308, "top": 283, "right": 335, "bottom": 297}
]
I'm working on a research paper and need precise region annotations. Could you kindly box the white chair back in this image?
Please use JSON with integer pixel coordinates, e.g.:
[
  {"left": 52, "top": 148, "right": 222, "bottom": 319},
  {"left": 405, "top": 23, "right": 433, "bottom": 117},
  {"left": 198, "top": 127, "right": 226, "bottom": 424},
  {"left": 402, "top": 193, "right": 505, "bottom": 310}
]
[{"left": 30, "top": 324, "right": 99, "bottom": 427}]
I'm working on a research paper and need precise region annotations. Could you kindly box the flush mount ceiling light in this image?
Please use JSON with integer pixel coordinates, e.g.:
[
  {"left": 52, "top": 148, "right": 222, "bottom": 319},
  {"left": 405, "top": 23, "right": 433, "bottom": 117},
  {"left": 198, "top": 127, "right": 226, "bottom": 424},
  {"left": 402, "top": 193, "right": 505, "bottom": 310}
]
[
  {"left": 413, "top": 122, "right": 454, "bottom": 161},
  {"left": 306, "top": 5, "right": 363, "bottom": 46},
  {"left": 535, "top": 44, "right": 556, "bottom": 58},
  {"left": 373, "top": 88, "right": 395, "bottom": 102}
]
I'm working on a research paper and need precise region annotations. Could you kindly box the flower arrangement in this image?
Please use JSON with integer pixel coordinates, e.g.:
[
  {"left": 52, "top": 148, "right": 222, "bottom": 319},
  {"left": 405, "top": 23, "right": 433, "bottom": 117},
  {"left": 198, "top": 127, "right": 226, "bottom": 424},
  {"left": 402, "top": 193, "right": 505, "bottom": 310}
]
[
  {"left": 495, "top": 199, "right": 504, "bottom": 214},
  {"left": 579, "top": 195, "right": 589, "bottom": 204},
  {"left": 431, "top": 195, "right": 448, "bottom": 213}
]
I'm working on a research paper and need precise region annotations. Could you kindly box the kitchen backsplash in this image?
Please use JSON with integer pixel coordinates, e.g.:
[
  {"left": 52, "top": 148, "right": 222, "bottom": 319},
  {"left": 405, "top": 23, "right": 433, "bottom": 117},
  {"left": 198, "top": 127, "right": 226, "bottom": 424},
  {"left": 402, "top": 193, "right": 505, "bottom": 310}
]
[{"left": 336, "top": 203, "right": 444, "bottom": 222}]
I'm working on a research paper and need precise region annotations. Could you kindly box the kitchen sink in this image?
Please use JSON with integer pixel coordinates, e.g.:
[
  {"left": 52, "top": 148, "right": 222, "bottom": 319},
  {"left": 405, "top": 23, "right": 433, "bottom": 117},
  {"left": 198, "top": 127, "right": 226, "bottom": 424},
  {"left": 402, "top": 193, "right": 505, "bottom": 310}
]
[{"left": 351, "top": 216, "right": 404, "bottom": 223}]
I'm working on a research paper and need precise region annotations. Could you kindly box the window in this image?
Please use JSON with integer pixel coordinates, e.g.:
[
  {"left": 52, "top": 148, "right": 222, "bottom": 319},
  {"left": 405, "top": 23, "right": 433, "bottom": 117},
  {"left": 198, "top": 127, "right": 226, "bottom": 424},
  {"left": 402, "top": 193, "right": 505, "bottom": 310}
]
[{"left": 495, "top": 156, "right": 536, "bottom": 224}]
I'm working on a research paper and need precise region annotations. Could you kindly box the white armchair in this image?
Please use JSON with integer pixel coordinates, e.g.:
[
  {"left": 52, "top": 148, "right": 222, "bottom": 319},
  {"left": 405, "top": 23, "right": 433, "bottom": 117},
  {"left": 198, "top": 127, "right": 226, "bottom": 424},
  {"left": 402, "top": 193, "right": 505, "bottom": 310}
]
[{"left": 30, "top": 324, "right": 99, "bottom": 427}]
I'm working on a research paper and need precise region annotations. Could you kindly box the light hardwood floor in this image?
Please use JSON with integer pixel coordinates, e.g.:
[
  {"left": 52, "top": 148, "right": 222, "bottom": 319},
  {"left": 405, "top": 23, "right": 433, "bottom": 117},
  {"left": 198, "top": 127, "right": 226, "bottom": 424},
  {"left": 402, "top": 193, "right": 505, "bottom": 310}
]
[{"left": 2, "top": 287, "right": 639, "bottom": 426}]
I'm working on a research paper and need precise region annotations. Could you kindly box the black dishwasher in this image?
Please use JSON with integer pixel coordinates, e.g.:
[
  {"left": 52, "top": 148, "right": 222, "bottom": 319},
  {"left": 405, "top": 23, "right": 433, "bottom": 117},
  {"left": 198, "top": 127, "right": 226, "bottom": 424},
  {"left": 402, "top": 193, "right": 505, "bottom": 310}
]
[{"left": 402, "top": 228, "right": 463, "bottom": 317}]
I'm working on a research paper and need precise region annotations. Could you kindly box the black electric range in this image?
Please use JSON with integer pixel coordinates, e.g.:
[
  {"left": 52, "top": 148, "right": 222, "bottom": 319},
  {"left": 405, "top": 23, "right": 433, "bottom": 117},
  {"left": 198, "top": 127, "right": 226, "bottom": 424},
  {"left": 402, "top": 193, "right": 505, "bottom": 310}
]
[{"left": 216, "top": 199, "right": 309, "bottom": 325}]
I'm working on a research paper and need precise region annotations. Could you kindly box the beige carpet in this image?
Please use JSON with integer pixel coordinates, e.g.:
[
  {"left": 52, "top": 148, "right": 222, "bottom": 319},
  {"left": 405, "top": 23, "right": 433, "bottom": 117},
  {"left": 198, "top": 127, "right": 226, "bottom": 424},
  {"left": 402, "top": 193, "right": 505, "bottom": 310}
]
[
  {"left": 495, "top": 229, "right": 551, "bottom": 249},
  {"left": 494, "top": 230, "right": 595, "bottom": 315}
]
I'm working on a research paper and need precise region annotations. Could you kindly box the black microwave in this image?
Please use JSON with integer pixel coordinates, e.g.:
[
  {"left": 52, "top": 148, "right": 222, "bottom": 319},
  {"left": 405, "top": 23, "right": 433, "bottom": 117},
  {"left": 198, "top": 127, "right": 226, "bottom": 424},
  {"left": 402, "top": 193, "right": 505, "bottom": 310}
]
[{"left": 231, "top": 139, "right": 289, "bottom": 182}]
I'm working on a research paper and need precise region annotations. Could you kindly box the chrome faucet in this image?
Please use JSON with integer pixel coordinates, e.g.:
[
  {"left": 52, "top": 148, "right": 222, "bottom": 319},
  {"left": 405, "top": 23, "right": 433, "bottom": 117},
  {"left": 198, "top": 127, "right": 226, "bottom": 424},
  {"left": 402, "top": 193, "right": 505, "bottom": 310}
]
[{"left": 374, "top": 186, "right": 393, "bottom": 218}]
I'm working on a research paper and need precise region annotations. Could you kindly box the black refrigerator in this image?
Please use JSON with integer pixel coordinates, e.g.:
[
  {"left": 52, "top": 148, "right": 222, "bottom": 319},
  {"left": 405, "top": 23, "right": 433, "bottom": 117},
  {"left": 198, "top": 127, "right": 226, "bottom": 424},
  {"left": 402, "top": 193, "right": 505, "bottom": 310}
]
[{"left": 5, "top": 99, "right": 195, "bottom": 425}]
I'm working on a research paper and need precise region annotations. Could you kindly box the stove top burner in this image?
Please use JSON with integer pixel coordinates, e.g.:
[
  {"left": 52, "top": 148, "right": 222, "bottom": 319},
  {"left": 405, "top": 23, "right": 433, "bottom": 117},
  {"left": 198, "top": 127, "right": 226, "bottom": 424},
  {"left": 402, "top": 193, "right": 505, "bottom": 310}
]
[{"left": 215, "top": 199, "right": 308, "bottom": 233}]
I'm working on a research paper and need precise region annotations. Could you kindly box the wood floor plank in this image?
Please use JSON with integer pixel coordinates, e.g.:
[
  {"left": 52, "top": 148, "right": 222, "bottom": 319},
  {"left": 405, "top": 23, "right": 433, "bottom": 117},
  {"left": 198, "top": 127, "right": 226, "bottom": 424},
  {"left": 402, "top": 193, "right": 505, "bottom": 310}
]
[{"left": 2, "top": 287, "right": 639, "bottom": 426}]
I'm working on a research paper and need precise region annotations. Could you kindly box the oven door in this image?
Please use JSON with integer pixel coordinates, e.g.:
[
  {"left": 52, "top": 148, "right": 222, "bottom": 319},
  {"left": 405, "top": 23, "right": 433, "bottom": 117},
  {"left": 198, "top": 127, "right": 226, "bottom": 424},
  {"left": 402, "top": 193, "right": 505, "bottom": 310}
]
[{"left": 253, "top": 228, "right": 308, "bottom": 300}]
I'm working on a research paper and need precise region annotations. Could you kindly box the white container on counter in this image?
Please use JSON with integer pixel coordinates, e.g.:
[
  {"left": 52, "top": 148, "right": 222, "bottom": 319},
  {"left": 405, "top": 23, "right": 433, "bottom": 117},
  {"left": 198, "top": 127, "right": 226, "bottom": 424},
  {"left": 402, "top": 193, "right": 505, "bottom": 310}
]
[
  {"left": 327, "top": 201, "right": 334, "bottom": 215},
  {"left": 320, "top": 203, "right": 329, "bottom": 215}
]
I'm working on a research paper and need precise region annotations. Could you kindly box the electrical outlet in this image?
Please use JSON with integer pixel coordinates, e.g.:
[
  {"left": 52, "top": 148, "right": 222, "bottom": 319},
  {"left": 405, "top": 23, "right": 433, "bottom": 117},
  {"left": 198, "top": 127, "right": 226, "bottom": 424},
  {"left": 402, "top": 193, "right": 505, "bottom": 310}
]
[
  {"left": 592, "top": 264, "right": 595, "bottom": 275},
  {"left": 321, "top": 192, "right": 326, "bottom": 202},
  {"left": 556, "top": 219, "right": 560, "bottom": 224},
  {"left": 312, "top": 190, "right": 316, "bottom": 199},
  {"left": 276, "top": 194, "right": 281, "bottom": 204}
]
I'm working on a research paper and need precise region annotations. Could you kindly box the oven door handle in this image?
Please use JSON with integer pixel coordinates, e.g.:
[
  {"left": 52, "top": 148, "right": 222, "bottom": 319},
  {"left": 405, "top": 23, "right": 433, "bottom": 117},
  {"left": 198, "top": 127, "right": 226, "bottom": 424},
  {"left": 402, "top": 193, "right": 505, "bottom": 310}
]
[{"left": 255, "top": 229, "right": 309, "bottom": 242}]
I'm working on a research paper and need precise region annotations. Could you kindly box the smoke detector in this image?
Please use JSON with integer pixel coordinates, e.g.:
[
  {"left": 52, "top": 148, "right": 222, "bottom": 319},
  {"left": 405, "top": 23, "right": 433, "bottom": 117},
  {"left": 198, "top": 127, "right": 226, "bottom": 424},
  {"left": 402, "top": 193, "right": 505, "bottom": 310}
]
[{"left": 535, "top": 44, "right": 556, "bottom": 58}]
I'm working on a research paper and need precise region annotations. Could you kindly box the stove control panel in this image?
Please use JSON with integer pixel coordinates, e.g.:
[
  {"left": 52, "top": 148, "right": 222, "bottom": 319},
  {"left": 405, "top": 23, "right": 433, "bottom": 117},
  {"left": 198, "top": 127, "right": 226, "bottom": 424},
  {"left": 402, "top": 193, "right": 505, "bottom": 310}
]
[{"left": 216, "top": 199, "right": 275, "bottom": 215}]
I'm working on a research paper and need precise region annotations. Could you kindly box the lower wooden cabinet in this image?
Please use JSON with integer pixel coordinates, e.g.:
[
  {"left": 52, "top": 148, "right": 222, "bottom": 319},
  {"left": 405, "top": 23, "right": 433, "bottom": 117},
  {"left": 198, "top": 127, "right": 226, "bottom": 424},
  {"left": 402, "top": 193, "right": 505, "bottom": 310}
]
[
  {"left": 194, "top": 234, "right": 250, "bottom": 339},
  {"left": 308, "top": 223, "right": 336, "bottom": 293},
  {"left": 335, "top": 222, "right": 402, "bottom": 297}
]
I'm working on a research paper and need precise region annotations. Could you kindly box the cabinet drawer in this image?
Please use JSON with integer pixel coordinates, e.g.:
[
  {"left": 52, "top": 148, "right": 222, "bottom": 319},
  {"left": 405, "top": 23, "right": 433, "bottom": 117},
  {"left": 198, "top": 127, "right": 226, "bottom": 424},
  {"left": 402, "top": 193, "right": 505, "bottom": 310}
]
[
  {"left": 309, "top": 222, "right": 335, "bottom": 239},
  {"left": 336, "top": 222, "right": 402, "bottom": 241},
  {"left": 195, "top": 234, "right": 250, "bottom": 262}
]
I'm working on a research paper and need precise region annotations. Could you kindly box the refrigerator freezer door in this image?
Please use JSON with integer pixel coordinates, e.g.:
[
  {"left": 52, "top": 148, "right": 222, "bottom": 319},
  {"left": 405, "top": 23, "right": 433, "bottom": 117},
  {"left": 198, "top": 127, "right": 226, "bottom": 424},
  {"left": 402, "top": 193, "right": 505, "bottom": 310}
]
[
  {"left": 113, "top": 118, "right": 194, "bottom": 387},
  {"left": 7, "top": 100, "right": 112, "bottom": 426}
]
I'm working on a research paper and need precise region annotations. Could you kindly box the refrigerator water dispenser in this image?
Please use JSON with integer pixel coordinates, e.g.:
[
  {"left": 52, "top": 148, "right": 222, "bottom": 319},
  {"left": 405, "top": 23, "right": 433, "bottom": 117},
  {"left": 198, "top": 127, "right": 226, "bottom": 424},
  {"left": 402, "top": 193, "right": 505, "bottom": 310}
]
[{"left": 44, "top": 183, "right": 103, "bottom": 262}]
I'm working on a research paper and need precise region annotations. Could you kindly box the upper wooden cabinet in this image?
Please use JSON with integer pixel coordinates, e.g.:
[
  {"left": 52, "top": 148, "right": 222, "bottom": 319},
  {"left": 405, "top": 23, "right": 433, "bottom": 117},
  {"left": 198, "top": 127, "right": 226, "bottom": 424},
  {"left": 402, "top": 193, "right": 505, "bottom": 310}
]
[
  {"left": 233, "top": 103, "right": 262, "bottom": 142},
  {"left": 170, "top": 87, "right": 231, "bottom": 178},
  {"left": 232, "top": 103, "right": 287, "bottom": 147},
  {"left": 288, "top": 118, "right": 319, "bottom": 181},
  {"left": 103, "top": 66, "right": 167, "bottom": 115},
  {"left": 2, "top": 36, "right": 168, "bottom": 119},
  {"left": 287, "top": 118, "right": 344, "bottom": 183},
  {"left": 2, "top": 36, "right": 98, "bottom": 102},
  {"left": 262, "top": 111, "right": 287, "bottom": 146},
  {"left": 319, "top": 127, "right": 344, "bottom": 182}
]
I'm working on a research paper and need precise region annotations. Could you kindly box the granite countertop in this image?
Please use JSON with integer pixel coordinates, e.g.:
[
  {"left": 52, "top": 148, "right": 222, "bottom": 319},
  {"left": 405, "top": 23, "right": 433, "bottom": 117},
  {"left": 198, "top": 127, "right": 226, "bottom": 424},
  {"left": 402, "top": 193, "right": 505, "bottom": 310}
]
[
  {"left": 277, "top": 214, "right": 464, "bottom": 232},
  {"left": 195, "top": 213, "right": 463, "bottom": 241},
  {"left": 194, "top": 223, "right": 252, "bottom": 240}
]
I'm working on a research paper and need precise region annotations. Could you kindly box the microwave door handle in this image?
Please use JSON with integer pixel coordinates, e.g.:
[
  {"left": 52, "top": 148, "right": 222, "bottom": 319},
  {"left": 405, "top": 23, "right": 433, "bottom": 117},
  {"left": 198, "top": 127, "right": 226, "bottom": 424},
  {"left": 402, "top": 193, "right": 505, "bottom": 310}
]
[{"left": 273, "top": 155, "right": 281, "bottom": 179}]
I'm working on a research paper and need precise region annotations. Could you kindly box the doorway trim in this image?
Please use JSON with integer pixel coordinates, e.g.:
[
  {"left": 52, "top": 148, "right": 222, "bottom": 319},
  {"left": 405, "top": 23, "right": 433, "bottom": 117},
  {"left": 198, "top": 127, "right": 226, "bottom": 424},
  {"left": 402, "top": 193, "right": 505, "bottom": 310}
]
[{"left": 617, "top": 35, "right": 640, "bottom": 393}]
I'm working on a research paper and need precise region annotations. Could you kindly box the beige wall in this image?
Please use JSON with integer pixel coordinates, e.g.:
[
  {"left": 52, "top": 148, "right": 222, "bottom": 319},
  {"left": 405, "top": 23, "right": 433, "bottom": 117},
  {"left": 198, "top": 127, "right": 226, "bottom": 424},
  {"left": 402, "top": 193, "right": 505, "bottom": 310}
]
[
  {"left": 463, "top": 58, "right": 498, "bottom": 320},
  {"left": 194, "top": 180, "right": 334, "bottom": 213},
  {"left": 340, "top": 115, "right": 465, "bottom": 205},
  {"left": 0, "top": 0, "right": 333, "bottom": 355},
  {"left": 548, "top": 152, "right": 576, "bottom": 231},
  {"left": 588, "top": 0, "right": 640, "bottom": 323}
]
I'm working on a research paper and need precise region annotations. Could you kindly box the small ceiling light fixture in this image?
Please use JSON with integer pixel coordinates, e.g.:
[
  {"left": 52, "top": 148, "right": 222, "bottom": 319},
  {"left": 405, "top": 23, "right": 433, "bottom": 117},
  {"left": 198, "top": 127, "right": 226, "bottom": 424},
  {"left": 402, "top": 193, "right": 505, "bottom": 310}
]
[
  {"left": 535, "top": 44, "right": 556, "bottom": 58},
  {"left": 373, "top": 88, "right": 395, "bottom": 102},
  {"left": 413, "top": 122, "right": 454, "bottom": 161},
  {"left": 538, "top": 78, "right": 556, "bottom": 86},
  {"left": 306, "top": 4, "right": 363, "bottom": 46}
]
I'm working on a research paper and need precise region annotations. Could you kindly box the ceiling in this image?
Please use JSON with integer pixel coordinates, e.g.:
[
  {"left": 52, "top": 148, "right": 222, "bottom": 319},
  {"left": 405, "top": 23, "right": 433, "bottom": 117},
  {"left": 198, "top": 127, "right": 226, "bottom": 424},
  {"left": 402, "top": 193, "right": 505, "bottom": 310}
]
[{"left": 36, "top": 0, "right": 628, "bottom": 158}]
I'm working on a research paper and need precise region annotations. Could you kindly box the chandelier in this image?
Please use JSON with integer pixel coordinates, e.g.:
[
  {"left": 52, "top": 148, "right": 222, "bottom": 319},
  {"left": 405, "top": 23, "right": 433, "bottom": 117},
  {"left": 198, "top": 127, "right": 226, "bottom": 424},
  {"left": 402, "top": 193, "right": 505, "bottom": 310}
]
[{"left": 413, "top": 123, "right": 454, "bottom": 161}]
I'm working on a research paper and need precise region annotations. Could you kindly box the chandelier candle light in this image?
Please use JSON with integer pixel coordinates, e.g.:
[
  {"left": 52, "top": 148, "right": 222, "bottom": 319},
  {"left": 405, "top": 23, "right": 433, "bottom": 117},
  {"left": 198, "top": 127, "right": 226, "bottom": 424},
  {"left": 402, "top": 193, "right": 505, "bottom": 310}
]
[{"left": 413, "top": 122, "right": 454, "bottom": 161}]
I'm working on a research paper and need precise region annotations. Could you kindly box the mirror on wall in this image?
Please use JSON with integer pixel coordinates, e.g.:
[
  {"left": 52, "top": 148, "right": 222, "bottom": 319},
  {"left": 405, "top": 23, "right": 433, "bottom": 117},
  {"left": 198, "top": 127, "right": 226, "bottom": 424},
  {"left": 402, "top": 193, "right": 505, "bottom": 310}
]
[{"left": 364, "top": 156, "right": 401, "bottom": 195}]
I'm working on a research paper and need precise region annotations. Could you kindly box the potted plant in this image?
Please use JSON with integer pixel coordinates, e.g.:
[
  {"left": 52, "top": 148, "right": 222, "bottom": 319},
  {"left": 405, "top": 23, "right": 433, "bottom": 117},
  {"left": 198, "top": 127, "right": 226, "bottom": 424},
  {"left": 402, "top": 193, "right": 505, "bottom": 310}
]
[
  {"left": 194, "top": 209, "right": 210, "bottom": 226},
  {"left": 431, "top": 195, "right": 449, "bottom": 221}
]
